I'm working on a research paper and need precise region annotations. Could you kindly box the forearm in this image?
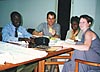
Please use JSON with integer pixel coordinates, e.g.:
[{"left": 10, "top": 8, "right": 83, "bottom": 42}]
[
  {"left": 67, "top": 44, "right": 90, "bottom": 51},
  {"left": 32, "top": 31, "right": 39, "bottom": 35},
  {"left": 62, "top": 41, "right": 90, "bottom": 51},
  {"left": 74, "top": 45, "right": 91, "bottom": 51},
  {"left": 2, "top": 36, "right": 18, "bottom": 42},
  {"left": 52, "top": 34, "right": 60, "bottom": 38},
  {"left": 32, "top": 31, "right": 43, "bottom": 36}
]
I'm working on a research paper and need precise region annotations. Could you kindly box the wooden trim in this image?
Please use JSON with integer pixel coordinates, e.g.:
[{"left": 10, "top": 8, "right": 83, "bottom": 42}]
[{"left": 75, "top": 59, "right": 100, "bottom": 72}]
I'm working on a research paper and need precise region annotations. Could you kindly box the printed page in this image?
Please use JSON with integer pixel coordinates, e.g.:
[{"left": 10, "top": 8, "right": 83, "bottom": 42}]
[{"left": 0, "top": 42, "right": 48, "bottom": 64}]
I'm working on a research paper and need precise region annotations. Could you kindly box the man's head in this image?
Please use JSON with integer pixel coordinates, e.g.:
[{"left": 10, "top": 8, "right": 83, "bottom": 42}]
[
  {"left": 71, "top": 16, "right": 79, "bottom": 31},
  {"left": 47, "top": 11, "right": 56, "bottom": 26},
  {"left": 10, "top": 11, "right": 22, "bottom": 27}
]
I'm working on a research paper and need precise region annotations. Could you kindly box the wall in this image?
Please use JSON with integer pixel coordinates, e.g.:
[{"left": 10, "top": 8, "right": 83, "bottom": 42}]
[
  {"left": 94, "top": 0, "right": 100, "bottom": 36},
  {"left": 71, "top": 0, "right": 96, "bottom": 30},
  {"left": 71, "top": 0, "right": 100, "bottom": 37},
  {"left": 0, "top": 0, "right": 100, "bottom": 37},
  {"left": 0, "top": 0, "right": 57, "bottom": 29}
]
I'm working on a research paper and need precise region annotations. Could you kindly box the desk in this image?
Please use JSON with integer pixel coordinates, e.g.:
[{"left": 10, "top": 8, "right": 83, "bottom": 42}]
[{"left": 0, "top": 48, "right": 74, "bottom": 71}]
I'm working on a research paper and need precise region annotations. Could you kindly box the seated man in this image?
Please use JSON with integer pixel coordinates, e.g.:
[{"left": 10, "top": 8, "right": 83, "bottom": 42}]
[
  {"left": 2, "top": 12, "right": 32, "bottom": 42},
  {"left": 33, "top": 11, "right": 61, "bottom": 72},
  {"left": 2, "top": 11, "right": 37, "bottom": 72},
  {"left": 33, "top": 11, "right": 60, "bottom": 38}
]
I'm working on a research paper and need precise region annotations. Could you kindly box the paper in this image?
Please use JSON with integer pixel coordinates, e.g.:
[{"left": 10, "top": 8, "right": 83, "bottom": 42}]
[
  {"left": 49, "top": 38, "right": 60, "bottom": 46},
  {"left": 47, "top": 46, "right": 62, "bottom": 51},
  {"left": 65, "top": 39, "right": 76, "bottom": 44},
  {"left": 8, "top": 41, "right": 29, "bottom": 48},
  {"left": 0, "top": 42, "right": 48, "bottom": 64},
  {"left": 49, "top": 39, "right": 76, "bottom": 47},
  {"left": 0, "top": 51, "right": 8, "bottom": 65}
]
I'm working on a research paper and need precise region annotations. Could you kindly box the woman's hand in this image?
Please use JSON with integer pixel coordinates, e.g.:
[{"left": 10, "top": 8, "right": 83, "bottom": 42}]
[{"left": 61, "top": 42, "right": 72, "bottom": 48}]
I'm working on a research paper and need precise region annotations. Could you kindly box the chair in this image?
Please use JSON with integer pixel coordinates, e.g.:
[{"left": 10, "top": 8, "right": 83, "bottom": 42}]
[
  {"left": 75, "top": 59, "right": 100, "bottom": 72},
  {"left": 44, "top": 51, "right": 73, "bottom": 72},
  {"left": 35, "top": 51, "right": 73, "bottom": 72}
]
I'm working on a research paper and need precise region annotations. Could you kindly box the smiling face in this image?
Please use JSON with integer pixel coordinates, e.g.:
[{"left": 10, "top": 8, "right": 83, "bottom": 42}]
[
  {"left": 71, "top": 21, "right": 79, "bottom": 31},
  {"left": 79, "top": 15, "right": 93, "bottom": 32},
  {"left": 11, "top": 12, "right": 22, "bottom": 28},
  {"left": 79, "top": 18, "right": 90, "bottom": 31},
  {"left": 47, "top": 14, "right": 56, "bottom": 26}
]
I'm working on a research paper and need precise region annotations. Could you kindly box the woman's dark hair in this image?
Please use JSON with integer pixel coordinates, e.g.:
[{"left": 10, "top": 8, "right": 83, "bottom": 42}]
[
  {"left": 71, "top": 16, "right": 79, "bottom": 24},
  {"left": 47, "top": 11, "right": 56, "bottom": 19},
  {"left": 80, "top": 15, "right": 93, "bottom": 24}
]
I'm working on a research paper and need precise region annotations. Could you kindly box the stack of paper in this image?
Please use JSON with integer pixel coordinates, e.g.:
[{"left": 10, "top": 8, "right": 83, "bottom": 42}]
[
  {"left": 49, "top": 39, "right": 76, "bottom": 47},
  {"left": 0, "top": 42, "right": 48, "bottom": 64}
]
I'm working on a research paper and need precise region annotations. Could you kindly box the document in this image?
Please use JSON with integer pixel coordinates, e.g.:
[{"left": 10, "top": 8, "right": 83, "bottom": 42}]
[
  {"left": 65, "top": 39, "right": 76, "bottom": 44},
  {"left": 0, "top": 42, "right": 48, "bottom": 64},
  {"left": 49, "top": 38, "right": 76, "bottom": 47}
]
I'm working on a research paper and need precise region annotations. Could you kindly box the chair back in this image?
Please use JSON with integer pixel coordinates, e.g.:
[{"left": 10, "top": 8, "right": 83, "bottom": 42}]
[
  {"left": 75, "top": 59, "right": 100, "bottom": 72},
  {"left": 44, "top": 51, "right": 73, "bottom": 72}
]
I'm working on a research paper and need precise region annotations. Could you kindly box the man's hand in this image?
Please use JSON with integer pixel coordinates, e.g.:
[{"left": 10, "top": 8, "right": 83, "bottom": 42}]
[
  {"left": 38, "top": 32, "right": 43, "bottom": 36},
  {"left": 49, "top": 27, "right": 56, "bottom": 36},
  {"left": 32, "top": 31, "right": 43, "bottom": 37}
]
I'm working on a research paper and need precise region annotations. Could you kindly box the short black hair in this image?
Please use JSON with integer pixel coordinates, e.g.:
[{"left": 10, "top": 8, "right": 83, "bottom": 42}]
[
  {"left": 71, "top": 16, "right": 79, "bottom": 24},
  {"left": 47, "top": 11, "right": 56, "bottom": 19},
  {"left": 80, "top": 15, "right": 93, "bottom": 24},
  {"left": 10, "top": 11, "right": 21, "bottom": 19}
]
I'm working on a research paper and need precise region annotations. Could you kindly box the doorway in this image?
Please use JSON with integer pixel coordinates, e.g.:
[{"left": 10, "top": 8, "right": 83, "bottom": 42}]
[{"left": 57, "top": 0, "right": 71, "bottom": 40}]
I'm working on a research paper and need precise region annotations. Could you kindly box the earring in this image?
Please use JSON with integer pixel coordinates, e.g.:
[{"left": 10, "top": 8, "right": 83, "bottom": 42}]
[{"left": 89, "top": 22, "right": 91, "bottom": 24}]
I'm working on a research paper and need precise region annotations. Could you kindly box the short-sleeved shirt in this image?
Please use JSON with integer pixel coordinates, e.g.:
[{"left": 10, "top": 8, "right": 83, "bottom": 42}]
[{"left": 35, "top": 22, "right": 60, "bottom": 37}]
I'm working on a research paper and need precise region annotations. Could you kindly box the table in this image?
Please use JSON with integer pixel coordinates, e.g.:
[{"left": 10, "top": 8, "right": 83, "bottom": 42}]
[{"left": 0, "top": 48, "right": 74, "bottom": 71}]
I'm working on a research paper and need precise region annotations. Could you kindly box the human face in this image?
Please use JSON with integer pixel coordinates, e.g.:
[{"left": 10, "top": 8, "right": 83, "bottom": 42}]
[
  {"left": 71, "top": 21, "right": 79, "bottom": 31},
  {"left": 47, "top": 14, "right": 56, "bottom": 26},
  {"left": 11, "top": 15, "right": 21, "bottom": 27},
  {"left": 79, "top": 18, "right": 89, "bottom": 31}
]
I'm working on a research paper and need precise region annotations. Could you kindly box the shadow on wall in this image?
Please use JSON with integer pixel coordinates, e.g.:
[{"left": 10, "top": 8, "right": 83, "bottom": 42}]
[{"left": 0, "top": 27, "right": 2, "bottom": 41}]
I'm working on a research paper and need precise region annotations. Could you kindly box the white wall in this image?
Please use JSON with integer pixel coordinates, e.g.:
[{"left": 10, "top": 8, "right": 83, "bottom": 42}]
[
  {"left": 71, "top": 0, "right": 100, "bottom": 37},
  {"left": 1, "top": 0, "right": 100, "bottom": 37},
  {"left": 0, "top": 0, "right": 57, "bottom": 29},
  {"left": 94, "top": 0, "right": 100, "bottom": 36},
  {"left": 71, "top": 0, "right": 97, "bottom": 30}
]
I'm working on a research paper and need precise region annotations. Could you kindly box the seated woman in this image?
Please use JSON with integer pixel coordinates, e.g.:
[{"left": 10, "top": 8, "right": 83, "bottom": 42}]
[
  {"left": 62, "top": 15, "right": 100, "bottom": 72},
  {"left": 66, "top": 16, "right": 82, "bottom": 41}
]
